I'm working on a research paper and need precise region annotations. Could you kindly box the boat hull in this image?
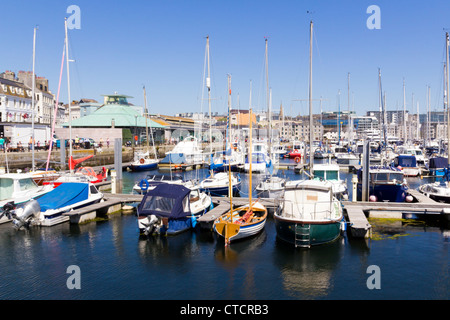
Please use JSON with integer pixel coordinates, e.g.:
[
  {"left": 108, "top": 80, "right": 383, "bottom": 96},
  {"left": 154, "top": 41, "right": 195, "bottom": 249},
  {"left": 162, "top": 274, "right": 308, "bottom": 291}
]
[
  {"left": 214, "top": 217, "right": 267, "bottom": 242},
  {"left": 357, "top": 183, "right": 408, "bottom": 202},
  {"left": 200, "top": 184, "right": 241, "bottom": 197},
  {"left": 39, "top": 197, "right": 103, "bottom": 227},
  {"left": 274, "top": 217, "right": 341, "bottom": 247},
  {"left": 129, "top": 162, "right": 158, "bottom": 172}
]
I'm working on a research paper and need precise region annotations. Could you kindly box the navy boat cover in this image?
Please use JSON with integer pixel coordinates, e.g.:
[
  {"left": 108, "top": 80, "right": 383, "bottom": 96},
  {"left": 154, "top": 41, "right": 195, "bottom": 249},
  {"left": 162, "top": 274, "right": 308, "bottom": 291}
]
[
  {"left": 37, "top": 182, "right": 89, "bottom": 211},
  {"left": 395, "top": 155, "right": 417, "bottom": 167},
  {"left": 429, "top": 157, "right": 448, "bottom": 169},
  {"left": 138, "top": 183, "right": 191, "bottom": 218}
]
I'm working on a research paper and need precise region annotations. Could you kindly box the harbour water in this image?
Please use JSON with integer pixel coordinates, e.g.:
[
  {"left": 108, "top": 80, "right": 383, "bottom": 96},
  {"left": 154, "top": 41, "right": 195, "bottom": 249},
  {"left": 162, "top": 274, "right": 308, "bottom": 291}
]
[{"left": 0, "top": 158, "right": 448, "bottom": 301}]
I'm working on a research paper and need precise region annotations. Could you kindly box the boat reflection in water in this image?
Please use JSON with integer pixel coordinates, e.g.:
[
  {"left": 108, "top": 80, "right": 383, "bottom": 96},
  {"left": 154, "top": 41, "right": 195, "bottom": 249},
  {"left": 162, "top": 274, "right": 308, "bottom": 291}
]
[{"left": 273, "top": 237, "right": 344, "bottom": 299}]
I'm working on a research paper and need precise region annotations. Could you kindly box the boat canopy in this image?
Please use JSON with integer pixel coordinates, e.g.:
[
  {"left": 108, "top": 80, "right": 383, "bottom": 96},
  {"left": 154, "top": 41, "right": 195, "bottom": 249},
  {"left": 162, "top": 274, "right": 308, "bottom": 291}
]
[
  {"left": 37, "top": 182, "right": 89, "bottom": 211},
  {"left": 138, "top": 184, "right": 191, "bottom": 218},
  {"left": 394, "top": 155, "right": 417, "bottom": 168},
  {"left": 428, "top": 157, "right": 448, "bottom": 169}
]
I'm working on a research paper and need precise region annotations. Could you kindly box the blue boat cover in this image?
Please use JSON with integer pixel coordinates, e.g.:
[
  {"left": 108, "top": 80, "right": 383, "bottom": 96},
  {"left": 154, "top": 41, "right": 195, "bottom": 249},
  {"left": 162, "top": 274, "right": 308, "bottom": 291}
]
[
  {"left": 37, "top": 183, "right": 89, "bottom": 211},
  {"left": 396, "top": 155, "right": 417, "bottom": 167},
  {"left": 429, "top": 157, "right": 448, "bottom": 169},
  {"left": 138, "top": 183, "right": 191, "bottom": 218},
  {"left": 159, "top": 153, "right": 186, "bottom": 164}
]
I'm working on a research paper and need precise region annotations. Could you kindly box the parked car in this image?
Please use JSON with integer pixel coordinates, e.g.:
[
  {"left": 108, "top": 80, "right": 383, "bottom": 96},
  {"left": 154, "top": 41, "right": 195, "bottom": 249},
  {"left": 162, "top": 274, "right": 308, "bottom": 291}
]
[{"left": 79, "top": 138, "right": 98, "bottom": 149}]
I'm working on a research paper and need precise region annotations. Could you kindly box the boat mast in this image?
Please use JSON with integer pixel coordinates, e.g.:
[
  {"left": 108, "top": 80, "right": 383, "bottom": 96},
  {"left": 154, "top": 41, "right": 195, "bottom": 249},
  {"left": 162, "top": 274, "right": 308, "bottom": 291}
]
[
  {"left": 265, "top": 38, "right": 271, "bottom": 159},
  {"left": 309, "top": 20, "right": 313, "bottom": 173},
  {"left": 446, "top": 32, "right": 450, "bottom": 163},
  {"left": 227, "top": 75, "right": 233, "bottom": 211},
  {"left": 403, "top": 78, "right": 407, "bottom": 144},
  {"left": 249, "top": 108, "right": 253, "bottom": 210},
  {"left": 65, "top": 18, "right": 73, "bottom": 173},
  {"left": 31, "top": 26, "right": 37, "bottom": 172},
  {"left": 206, "top": 36, "right": 212, "bottom": 155}
]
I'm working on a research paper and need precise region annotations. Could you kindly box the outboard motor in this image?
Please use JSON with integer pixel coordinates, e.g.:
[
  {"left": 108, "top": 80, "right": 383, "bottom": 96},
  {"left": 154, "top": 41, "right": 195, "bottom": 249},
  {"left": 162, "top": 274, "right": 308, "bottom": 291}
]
[
  {"left": 0, "top": 201, "right": 16, "bottom": 220},
  {"left": 12, "top": 200, "right": 41, "bottom": 230},
  {"left": 138, "top": 215, "right": 159, "bottom": 236}
]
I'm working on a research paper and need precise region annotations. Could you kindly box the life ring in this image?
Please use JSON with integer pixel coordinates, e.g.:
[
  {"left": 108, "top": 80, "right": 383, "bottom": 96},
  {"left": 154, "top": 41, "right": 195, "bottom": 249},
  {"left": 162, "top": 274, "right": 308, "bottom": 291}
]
[
  {"left": 294, "top": 156, "right": 301, "bottom": 163},
  {"left": 140, "top": 158, "right": 145, "bottom": 164},
  {"left": 139, "top": 179, "right": 149, "bottom": 191}
]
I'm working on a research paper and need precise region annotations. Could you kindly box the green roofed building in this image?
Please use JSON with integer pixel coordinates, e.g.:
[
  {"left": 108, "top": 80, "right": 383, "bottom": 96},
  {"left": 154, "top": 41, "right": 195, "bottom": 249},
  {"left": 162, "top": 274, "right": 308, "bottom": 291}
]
[{"left": 63, "top": 93, "right": 166, "bottom": 143}]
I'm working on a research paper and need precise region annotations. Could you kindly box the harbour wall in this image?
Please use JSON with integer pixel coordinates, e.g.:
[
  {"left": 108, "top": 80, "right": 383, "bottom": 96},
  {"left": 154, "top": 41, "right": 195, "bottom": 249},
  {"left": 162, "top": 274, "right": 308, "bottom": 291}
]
[{"left": 0, "top": 142, "right": 223, "bottom": 172}]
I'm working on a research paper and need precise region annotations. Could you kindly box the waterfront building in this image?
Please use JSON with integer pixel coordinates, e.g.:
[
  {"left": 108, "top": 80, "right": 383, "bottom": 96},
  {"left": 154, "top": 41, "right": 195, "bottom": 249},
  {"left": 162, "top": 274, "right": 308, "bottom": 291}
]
[
  {"left": 65, "top": 93, "right": 166, "bottom": 144},
  {"left": 0, "top": 70, "right": 63, "bottom": 147}
]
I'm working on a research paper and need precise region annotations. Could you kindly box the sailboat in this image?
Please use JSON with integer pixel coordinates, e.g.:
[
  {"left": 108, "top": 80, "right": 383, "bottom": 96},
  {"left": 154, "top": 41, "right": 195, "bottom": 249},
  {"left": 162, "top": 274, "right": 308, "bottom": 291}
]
[
  {"left": 418, "top": 32, "right": 450, "bottom": 201},
  {"left": 199, "top": 36, "right": 242, "bottom": 196},
  {"left": 274, "top": 21, "right": 344, "bottom": 248},
  {"left": 214, "top": 81, "right": 268, "bottom": 246},
  {"left": 129, "top": 86, "right": 159, "bottom": 171},
  {"left": 256, "top": 40, "right": 286, "bottom": 197}
]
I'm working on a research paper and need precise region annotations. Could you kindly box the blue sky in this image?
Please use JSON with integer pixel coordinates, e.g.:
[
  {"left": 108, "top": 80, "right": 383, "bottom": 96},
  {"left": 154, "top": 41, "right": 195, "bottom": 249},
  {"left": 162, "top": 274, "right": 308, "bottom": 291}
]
[{"left": 2, "top": 0, "right": 450, "bottom": 118}]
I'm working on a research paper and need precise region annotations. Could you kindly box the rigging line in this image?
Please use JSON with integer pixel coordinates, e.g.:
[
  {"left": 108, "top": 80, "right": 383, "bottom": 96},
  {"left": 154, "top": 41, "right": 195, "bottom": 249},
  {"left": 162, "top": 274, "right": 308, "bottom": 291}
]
[{"left": 66, "top": 30, "right": 84, "bottom": 100}]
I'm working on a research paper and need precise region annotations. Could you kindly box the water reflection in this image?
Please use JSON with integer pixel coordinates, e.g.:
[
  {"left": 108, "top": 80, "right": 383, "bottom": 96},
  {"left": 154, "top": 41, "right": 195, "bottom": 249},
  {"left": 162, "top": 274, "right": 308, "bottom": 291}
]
[{"left": 273, "top": 238, "right": 344, "bottom": 299}]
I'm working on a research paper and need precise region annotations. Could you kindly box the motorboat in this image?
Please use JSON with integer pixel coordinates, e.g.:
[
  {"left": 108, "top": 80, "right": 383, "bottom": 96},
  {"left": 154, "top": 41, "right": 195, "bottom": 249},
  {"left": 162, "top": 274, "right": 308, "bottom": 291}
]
[
  {"left": 288, "top": 141, "right": 305, "bottom": 159},
  {"left": 137, "top": 183, "right": 212, "bottom": 236},
  {"left": 244, "top": 142, "right": 271, "bottom": 173},
  {"left": 199, "top": 171, "right": 241, "bottom": 197},
  {"left": 396, "top": 145, "right": 427, "bottom": 166},
  {"left": 271, "top": 144, "right": 288, "bottom": 158},
  {"left": 357, "top": 166, "right": 408, "bottom": 202},
  {"left": 129, "top": 150, "right": 159, "bottom": 171},
  {"left": 132, "top": 174, "right": 196, "bottom": 194},
  {"left": 418, "top": 180, "right": 450, "bottom": 203},
  {"left": 335, "top": 152, "right": 360, "bottom": 166},
  {"left": 0, "top": 173, "right": 53, "bottom": 224},
  {"left": 9, "top": 182, "right": 104, "bottom": 229},
  {"left": 392, "top": 155, "right": 421, "bottom": 177},
  {"left": 256, "top": 176, "right": 285, "bottom": 199},
  {"left": 274, "top": 179, "right": 344, "bottom": 248},
  {"left": 158, "top": 136, "right": 204, "bottom": 170},
  {"left": 427, "top": 156, "right": 448, "bottom": 177}
]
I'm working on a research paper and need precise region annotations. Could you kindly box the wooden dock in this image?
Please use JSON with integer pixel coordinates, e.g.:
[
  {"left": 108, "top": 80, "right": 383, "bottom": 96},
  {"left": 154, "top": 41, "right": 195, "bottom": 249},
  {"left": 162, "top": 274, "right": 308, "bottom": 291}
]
[{"left": 341, "top": 188, "right": 450, "bottom": 238}]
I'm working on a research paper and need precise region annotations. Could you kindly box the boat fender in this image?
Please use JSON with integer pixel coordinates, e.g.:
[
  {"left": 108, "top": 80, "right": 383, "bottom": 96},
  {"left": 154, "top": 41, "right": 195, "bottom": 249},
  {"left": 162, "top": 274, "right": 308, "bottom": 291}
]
[
  {"left": 294, "top": 157, "right": 300, "bottom": 163},
  {"left": 139, "top": 179, "right": 149, "bottom": 191},
  {"left": 140, "top": 158, "right": 145, "bottom": 164}
]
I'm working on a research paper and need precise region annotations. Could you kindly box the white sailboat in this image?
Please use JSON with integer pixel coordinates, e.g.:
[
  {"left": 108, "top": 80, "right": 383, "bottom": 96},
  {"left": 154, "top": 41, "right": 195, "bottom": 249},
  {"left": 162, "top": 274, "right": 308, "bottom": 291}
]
[
  {"left": 200, "top": 37, "right": 242, "bottom": 196},
  {"left": 129, "top": 86, "right": 159, "bottom": 171}
]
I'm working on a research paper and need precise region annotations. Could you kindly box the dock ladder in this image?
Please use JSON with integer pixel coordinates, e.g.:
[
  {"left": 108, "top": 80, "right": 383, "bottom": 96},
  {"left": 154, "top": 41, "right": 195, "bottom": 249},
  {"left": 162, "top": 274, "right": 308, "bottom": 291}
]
[{"left": 294, "top": 224, "right": 311, "bottom": 248}]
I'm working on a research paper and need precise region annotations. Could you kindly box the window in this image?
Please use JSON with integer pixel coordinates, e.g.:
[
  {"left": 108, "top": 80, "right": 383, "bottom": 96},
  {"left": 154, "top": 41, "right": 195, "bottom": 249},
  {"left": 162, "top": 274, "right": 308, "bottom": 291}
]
[
  {"left": 18, "top": 178, "right": 38, "bottom": 191},
  {"left": 0, "top": 178, "right": 14, "bottom": 201}
]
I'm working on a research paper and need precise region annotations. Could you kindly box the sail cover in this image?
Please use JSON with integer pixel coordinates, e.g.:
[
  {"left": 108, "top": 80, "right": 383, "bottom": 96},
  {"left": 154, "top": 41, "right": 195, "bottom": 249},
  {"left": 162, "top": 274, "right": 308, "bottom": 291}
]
[
  {"left": 37, "top": 182, "right": 89, "bottom": 211},
  {"left": 138, "top": 183, "right": 191, "bottom": 218}
]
